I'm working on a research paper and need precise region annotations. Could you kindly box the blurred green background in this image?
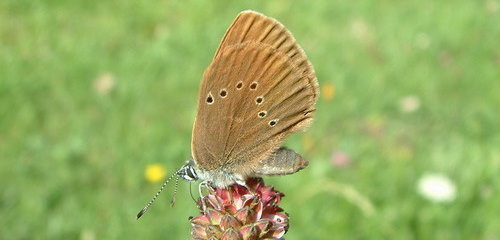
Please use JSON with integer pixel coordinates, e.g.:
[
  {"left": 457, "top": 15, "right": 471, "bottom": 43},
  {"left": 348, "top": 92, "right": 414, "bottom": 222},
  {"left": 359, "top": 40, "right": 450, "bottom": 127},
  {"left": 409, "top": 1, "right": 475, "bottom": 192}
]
[{"left": 1, "top": 0, "right": 499, "bottom": 239}]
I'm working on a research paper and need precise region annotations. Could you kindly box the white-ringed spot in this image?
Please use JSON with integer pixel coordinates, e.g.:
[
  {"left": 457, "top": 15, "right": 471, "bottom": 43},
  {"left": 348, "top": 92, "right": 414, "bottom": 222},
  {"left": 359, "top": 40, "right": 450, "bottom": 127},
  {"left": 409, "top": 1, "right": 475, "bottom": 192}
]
[
  {"left": 255, "top": 96, "right": 264, "bottom": 105},
  {"left": 219, "top": 89, "right": 227, "bottom": 98},
  {"left": 206, "top": 92, "right": 214, "bottom": 104},
  {"left": 258, "top": 111, "right": 267, "bottom": 118},
  {"left": 236, "top": 81, "right": 243, "bottom": 90},
  {"left": 269, "top": 119, "right": 279, "bottom": 127},
  {"left": 249, "top": 82, "right": 258, "bottom": 90}
]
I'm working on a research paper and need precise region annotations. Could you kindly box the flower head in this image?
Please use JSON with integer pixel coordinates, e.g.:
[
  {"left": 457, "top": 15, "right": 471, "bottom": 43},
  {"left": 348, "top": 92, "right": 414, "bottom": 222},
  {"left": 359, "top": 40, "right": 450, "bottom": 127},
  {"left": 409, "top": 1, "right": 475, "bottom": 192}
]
[
  {"left": 322, "top": 82, "right": 335, "bottom": 101},
  {"left": 399, "top": 95, "right": 421, "bottom": 113},
  {"left": 93, "top": 72, "right": 116, "bottom": 95},
  {"left": 190, "top": 178, "right": 289, "bottom": 240},
  {"left": 417, "top": 173, "right": 457, "bottom": 203},
  {"left": 330, "top": 150, "right": 351, "bottom": 167},
  {"left": 145, "top": 164, "right": 167, "bottom": 183},
  {"left": 301, "top": 134, "right": 315, "bottom": 152}
]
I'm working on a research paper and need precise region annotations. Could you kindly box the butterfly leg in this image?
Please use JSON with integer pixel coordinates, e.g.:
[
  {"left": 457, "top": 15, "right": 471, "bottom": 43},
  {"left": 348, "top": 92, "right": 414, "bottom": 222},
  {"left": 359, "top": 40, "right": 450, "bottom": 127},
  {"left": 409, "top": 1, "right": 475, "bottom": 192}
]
[{"left": 198, "top": 180, "right": 213, "bottom": 212}]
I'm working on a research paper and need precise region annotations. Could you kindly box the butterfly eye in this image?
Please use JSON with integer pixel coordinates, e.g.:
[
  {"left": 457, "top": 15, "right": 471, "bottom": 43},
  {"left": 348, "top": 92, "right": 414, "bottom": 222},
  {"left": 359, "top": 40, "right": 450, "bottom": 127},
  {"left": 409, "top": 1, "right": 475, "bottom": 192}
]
[
  {"left": 206, "top": 92, "right": 214, "bottom": 104},
  {"left": 255, "top": 96, "right": 264, "bottom": 105},
  {"left": 258, "top": 111, "right": 267, "bottom": 118},
  {"left": 268, "top": 119, "right": 279, "bottom": 127},
  {"left": 219, "top": 89, "right": 227, "bottom": 98},
  {"left": 249, "top": 82, "right": 258, "bottom": 90},
  {"left": 236, "top": 82, "right": 243, "bottom": 90}
]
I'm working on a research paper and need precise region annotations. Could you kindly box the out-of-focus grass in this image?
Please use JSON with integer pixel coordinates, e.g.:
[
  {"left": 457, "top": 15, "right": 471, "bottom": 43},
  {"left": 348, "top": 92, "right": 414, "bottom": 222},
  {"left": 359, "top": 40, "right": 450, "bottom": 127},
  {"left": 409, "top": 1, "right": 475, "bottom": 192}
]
[{"left": 1, "top": 0, "right": 499, "bottom": 239}]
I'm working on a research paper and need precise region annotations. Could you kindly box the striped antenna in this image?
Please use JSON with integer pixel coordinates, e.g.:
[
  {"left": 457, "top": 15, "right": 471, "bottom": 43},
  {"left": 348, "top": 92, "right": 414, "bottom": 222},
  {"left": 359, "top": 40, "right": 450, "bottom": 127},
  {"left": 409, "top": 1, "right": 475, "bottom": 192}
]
[
  {"left": 170, "top": 175, "right": 180, "bottom": 207},
  {"left": 136, "top": 171, "right": 177, "bottom": 220}
]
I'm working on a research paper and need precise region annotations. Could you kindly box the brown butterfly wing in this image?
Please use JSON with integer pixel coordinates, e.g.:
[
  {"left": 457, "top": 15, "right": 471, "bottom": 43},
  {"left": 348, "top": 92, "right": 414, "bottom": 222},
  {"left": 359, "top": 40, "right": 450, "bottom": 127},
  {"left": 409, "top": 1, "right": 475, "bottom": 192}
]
[{"left": 191, "top": 11, "right": 318, "bottom": 178}]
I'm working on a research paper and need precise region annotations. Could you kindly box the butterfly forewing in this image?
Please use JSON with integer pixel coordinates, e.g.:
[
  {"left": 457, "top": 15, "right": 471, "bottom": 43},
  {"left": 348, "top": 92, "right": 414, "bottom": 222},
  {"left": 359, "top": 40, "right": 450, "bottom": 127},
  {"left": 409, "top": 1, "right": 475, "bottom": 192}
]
[
  {"left": 214, "top": 11, "right": 318, "bottom": 100},
  {"left": 191, "top": 11, "right": 318, "bottom": 178}
]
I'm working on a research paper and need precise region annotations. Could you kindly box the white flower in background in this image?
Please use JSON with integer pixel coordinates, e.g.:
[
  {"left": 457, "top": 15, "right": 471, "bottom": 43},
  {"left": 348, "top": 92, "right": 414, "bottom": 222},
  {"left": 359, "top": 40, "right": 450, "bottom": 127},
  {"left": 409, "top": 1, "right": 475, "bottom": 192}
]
[
  {"left": 417, "top": 173, "right": 457, "bottom": 203},
  {"left": 399, "top": 95, "right": 420, "bottom": 113},
  {"left": 94, "top": 72, "right": 116, "bottom": 95}
]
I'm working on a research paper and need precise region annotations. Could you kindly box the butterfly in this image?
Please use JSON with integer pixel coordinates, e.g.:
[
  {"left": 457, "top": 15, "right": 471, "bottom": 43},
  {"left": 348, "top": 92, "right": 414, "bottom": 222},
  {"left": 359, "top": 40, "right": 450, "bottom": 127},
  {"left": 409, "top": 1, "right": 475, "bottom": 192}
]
[
  {"left": 137, "top": 10, "right": 318, "bottom": 219},
  {"left": 178, "top": 10, "right": 319, "bottom": 187}
]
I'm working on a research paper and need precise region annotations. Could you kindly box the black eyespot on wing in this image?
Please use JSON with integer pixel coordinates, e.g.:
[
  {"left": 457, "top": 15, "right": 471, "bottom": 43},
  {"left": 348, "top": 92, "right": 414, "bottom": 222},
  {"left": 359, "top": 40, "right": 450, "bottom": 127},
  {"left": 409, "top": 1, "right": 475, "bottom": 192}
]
[
  {"left": 236, "top": 82, "right": 243, "bottom": 89},
  {"left": 250, "top": 82, "right": 258, "bottom": 90},
  {"left": 255, "top": 96, "right": 264, "bottom": 104},
  {"left": 258, "top": 111, "right": 267, "bottom": 118},
  {"left": 206, "top": 93, "right": 214, "bottom": 104},
  {"left": 220, "top": 89, "right": 227, "bottom": 98},
  {"left": 269, "top": 119, "right": 279, "bottom": 127}
]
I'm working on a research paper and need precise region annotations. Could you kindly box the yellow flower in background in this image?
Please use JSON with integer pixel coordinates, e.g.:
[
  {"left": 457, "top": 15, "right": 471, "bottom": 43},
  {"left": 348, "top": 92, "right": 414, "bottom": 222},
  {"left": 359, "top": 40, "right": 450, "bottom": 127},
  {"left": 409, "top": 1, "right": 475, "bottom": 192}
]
[
  {"left": 322, "top": 83, "right": 335, "bottom": 101},
  {"left": 145, "top": 164, "right": 167, "bottom": 183},
  {"left": 301, "top": 134, "right": 315, "bottom": 152}
]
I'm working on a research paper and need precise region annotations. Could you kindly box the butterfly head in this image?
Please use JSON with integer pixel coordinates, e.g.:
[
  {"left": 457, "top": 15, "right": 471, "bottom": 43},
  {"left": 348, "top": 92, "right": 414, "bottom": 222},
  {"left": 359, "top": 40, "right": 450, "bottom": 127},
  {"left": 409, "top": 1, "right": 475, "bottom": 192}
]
[{"left": 177, "top": 160, "right": 199, "bottom": 182}]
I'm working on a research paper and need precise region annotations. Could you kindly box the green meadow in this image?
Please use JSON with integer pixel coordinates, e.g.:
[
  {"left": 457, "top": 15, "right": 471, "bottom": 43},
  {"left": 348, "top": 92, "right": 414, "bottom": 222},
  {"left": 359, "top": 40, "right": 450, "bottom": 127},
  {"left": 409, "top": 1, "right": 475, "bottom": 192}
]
[{"left": 1, "top": 0, "right": 499, "bottom": 239}]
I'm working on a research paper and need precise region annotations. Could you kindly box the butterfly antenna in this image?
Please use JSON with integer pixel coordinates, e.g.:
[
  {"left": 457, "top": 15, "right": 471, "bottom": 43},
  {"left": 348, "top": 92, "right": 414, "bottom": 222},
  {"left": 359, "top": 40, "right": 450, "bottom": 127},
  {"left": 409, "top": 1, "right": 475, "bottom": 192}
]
[
  {"left": 170, "top": 176, "right": 180, "bottom": 207},
  {"left": 136, "top": 172, "right": 176, "bottom": 220}
]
